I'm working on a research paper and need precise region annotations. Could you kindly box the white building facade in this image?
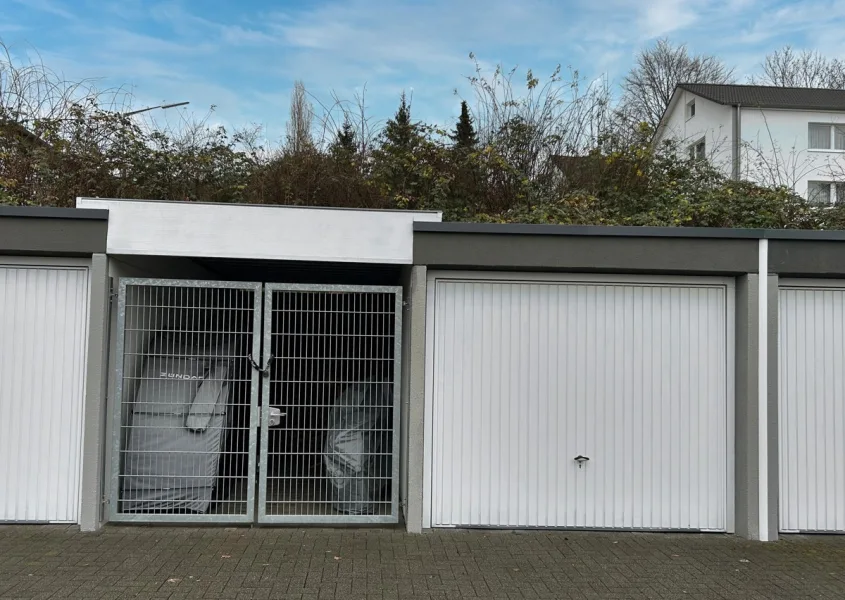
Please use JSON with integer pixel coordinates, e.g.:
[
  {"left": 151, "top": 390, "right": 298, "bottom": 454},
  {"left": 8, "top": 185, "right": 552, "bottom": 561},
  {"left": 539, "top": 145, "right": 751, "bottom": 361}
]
[{"left": 654, "top": 84, "right": 845, "bottom": 204}]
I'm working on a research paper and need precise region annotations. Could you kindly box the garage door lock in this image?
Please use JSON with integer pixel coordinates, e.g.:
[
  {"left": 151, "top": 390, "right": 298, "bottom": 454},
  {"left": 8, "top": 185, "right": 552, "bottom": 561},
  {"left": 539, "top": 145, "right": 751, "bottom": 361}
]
[{"left": 574, "top": 455, "right": 590, "bottom": 468}]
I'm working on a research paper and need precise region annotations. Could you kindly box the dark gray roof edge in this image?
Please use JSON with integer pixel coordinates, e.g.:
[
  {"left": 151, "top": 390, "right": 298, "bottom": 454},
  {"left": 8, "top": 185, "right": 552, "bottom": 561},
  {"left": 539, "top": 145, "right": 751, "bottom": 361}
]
[
  {"left": 0, "top": 206, "right": 109, "bottom": 220},
  {"left": 677, "top": 83, "right": 845, "bottom": 111},
  {"left": 414, "top": 221, "right": 845, "bottom": 241}
]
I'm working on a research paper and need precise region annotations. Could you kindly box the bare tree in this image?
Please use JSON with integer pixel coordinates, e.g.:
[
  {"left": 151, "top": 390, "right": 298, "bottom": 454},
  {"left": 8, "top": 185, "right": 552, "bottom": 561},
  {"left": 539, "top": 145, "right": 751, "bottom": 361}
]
[
  {"left": 465, "top": 56, "right": 617, "bottom": 175},
  {"left": 285, "top": 80, "right": 314, "bottom": 154},
  {"left": 311, "top": 84, "right": 382, "bottom": 165},
  {"left": 622, "top": 38, "right": 735, "bottom": 130},
  {"left": 750, "top": 46, "right": 845, "bottom": 88}
]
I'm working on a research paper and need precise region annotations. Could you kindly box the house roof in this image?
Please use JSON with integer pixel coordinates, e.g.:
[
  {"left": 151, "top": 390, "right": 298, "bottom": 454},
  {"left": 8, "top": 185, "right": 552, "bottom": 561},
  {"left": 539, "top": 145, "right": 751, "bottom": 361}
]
[{"left": 678, "top": 83, "right": 845, "bottom": 111}]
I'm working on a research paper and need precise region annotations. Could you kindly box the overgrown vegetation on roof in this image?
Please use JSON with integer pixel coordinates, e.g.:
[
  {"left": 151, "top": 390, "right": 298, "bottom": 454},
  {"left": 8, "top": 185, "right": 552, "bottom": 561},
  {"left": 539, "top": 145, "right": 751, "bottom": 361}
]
[{"left": 2, "top": 40, "right": 845, "bottom": 229}]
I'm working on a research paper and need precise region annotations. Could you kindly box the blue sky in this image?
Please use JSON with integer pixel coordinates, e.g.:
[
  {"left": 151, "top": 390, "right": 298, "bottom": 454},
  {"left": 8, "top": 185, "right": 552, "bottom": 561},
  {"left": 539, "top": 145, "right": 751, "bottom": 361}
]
[{"left": 4, "top": 0, "right": 845, "bottom": 139}]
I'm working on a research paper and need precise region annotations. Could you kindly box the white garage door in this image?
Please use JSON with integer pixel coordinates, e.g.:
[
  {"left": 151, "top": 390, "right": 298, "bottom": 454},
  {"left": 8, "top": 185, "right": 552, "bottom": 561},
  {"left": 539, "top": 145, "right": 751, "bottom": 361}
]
[
  {"left": 0, "top": 265, "right": 90, "bottom": 522},
  {"left": 779, "top": 283, "right": 845, "bottom": 532},
  {"left": 425, "top": 275, "right": 733, "bottom": 531}
]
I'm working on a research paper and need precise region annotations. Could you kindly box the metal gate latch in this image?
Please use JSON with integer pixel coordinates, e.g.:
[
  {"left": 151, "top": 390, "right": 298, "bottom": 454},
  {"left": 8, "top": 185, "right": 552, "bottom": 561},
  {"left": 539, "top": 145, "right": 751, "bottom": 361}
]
[
  {"left": 268, "top": 407, "right": 286, "bottom": 427},
  {"left": 574, "top": 455, "right": 590, "bottom": 468}
]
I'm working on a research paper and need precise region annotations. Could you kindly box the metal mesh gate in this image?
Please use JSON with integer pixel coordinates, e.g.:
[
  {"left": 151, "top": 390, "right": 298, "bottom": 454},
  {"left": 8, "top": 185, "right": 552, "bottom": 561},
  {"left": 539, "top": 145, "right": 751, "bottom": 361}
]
[
  {"left": 110, "top": 280, "right": 261, "bottom": 523},
  {"left": 259, "top": 284, "right": 402, "bottom": 523},
  {"left": 110, "top": 279, "right": 401, "bottom": 524}
]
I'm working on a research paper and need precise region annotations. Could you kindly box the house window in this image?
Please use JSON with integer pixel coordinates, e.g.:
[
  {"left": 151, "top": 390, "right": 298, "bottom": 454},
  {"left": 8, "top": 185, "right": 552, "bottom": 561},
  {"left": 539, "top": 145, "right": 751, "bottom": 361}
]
[
  {"left": 809, "top": 123, "right": 845, "bottom": 150},
  {"left": 808, "top": 181, "right": 833, "bottom": 205},
  {"left": 686, "top": 100, "right": 696, "bottom": 119},
  {"left": 688, "top": 138, "right": 705, "bottom": 160}
]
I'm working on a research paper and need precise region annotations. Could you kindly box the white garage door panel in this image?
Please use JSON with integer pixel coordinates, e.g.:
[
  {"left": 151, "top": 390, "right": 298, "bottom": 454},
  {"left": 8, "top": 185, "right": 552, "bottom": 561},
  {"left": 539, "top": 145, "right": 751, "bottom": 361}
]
[
  {"left": 429, "top": 279, "right": 730, "bottom": 531},
  {"left": 0, "top": 266, "right": 90, "bottom": 523},
  {"left": 779, "top": 286, "right": 845, "bottom": 532}
]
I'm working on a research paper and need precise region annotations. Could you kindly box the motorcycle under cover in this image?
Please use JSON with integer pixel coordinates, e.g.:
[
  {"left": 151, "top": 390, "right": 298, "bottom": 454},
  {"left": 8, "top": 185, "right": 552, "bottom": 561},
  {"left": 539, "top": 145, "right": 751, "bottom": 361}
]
[
  {"left": 323, "top": 381, "right": 392, "bottom": 514},
  {"left": 121, "top": 334, "right": 232, "bottom": 513}
]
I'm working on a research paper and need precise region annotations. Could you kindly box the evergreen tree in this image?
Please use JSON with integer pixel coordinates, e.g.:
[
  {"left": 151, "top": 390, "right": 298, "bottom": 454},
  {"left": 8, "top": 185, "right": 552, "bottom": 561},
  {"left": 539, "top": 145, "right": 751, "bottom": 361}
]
[
  {"left": 373, "top": 92, "right": 428, "bottom": 208},
  {"left": 330, "top": 118, "right": 357, "bottom": 161},
  {"left": 382, "top": 92, "right": 418, "bottom": 151},
  {"left": 451, "top": 101, "right": 477, "bottom": 150}
]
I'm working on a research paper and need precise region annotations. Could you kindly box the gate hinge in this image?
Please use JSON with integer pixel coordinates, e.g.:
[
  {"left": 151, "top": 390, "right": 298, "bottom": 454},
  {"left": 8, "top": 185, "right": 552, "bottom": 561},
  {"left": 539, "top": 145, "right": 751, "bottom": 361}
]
[{"left": 108, "top": 277, "right": 119, "bottom": 302}]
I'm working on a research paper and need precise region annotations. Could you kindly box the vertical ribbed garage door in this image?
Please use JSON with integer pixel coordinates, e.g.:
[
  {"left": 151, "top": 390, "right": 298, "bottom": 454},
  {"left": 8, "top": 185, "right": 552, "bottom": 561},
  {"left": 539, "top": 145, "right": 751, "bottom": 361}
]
[
  {"left": 0, "top": 265, "right": 90, "bottom": 522},
  {"left": 427, "top": 276, "right": 732, "bottom": 531},
  {"left": 779, "top": 284, "right": 845, "bottom": 532}
]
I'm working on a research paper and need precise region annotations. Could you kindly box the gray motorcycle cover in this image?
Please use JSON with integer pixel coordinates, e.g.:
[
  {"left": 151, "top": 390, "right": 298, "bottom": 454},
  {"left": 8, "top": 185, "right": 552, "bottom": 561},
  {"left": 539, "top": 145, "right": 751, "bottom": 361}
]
[
  {"left": 121, "top": 334, "right": 232, "bottom": 513},
  {"left": 323, "top": 381, "right": 392, "bottom": 514}
]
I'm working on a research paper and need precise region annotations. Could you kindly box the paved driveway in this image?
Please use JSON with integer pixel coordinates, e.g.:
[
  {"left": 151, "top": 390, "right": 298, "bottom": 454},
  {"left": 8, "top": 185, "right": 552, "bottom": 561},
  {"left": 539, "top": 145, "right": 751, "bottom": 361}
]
[{"left": 1, "top": 526, "right": 844, "bottom": 599}]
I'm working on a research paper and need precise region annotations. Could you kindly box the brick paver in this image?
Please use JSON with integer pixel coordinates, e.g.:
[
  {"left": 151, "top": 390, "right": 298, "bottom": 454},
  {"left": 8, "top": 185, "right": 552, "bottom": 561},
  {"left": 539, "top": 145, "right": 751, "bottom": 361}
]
[{"left": 1, "top": 526, "right": 844, "bottom": 599}]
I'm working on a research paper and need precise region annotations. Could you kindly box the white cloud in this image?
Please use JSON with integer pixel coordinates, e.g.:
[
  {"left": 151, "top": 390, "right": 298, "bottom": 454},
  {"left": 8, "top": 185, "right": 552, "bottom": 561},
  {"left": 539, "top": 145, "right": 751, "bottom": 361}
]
[
  {"left": 738, "top": 0, "right": 845, "bottom": 45},
  {"left": 638, "top": 0, "right": 700, "bottom": 38},
  {"left": 81, "top": 26, "right": 217, "bottom": 57}
]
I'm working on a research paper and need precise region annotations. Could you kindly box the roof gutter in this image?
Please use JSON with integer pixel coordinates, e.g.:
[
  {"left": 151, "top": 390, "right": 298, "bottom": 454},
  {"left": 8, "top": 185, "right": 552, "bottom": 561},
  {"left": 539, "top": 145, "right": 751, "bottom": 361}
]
[{"left": 732, "top": 103, "right": 742, "bottom": 181}]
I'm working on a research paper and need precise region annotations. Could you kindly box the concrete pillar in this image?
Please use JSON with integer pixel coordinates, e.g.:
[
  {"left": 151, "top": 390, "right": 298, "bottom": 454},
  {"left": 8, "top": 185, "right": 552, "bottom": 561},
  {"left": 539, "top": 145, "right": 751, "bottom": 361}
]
[
  {"left": 404, "top": 266, "right": 427, "bottom": 533},
  {"left": 79, "top": 254, "right": 110, "bottom": 532},
  {"left": 734, "top": 272, "right": 779, "bottom": 541}
]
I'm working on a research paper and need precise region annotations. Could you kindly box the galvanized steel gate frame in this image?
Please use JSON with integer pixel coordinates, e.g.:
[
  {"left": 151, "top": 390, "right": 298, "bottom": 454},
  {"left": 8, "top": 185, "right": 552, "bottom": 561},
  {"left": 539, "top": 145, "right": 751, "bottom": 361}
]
[
  {"left": 109, "top": 279, "right": 263, "bottom": 523},
  {"left": 259, "top": 283, "right": 403, "bottom": 524},
  {"left": 109, "top": 278, "right": 402, "bottom": 525}
]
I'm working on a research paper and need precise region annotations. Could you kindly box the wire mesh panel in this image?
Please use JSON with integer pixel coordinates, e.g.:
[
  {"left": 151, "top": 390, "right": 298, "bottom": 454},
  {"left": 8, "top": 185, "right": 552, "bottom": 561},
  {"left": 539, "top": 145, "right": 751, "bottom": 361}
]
[
  {"left": 110, "top": 279, "right": 261, "bottom": 523},
  {"left": 259, "top": 284, "right": 402, "bottom": 523}
]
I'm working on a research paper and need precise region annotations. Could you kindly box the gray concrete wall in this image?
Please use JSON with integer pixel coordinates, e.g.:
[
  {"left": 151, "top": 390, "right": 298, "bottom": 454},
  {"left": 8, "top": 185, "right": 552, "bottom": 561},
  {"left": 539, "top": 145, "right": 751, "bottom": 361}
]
[
  {"left": 0, "top": 209, "right": 108, "bottom": 257},
  {"left": 79, "top": 254, "right": 110, "bottom": 531},
  {"left": 727, "top": 272, "right": 780, "bottom": 541},
  {"left": 734, "top": 274, "right": 760, "bottom": 540},
  {"left": 769, "top": 240, "right": 845, "bottom": 276},
  {"left": 414, "top": 232, "right": 758, "bottom": 275},
  {"left": 404, "top": 266, "right": 427, "bottom": 533}
]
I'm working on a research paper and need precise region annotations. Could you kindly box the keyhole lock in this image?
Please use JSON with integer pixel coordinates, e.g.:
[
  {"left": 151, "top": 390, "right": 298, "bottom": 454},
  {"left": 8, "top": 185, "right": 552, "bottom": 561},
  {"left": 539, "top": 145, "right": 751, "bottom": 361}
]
[{"left": 574, "top": 455, "right": 590, "bottom": 468}]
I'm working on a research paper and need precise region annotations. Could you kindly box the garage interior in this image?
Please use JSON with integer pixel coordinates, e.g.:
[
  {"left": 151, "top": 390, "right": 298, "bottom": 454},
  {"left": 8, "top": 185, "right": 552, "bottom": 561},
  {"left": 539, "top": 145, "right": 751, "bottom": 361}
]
[{"left": 110, "top": 256, "right": 402, "bottom": 523}]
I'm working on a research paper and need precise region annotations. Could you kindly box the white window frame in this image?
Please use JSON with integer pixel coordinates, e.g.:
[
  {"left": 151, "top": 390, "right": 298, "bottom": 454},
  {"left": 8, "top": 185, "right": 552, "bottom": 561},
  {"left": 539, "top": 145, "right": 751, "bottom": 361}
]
[
  {"left": 806, "top": 180, "right": 845, "bottom": 205},
  {"left": 688, "top": 137, "right": 706, "bottom": 161},
  {"left": 686, "top": 99, "right": 696, "bottom": 120},
  {"left": 808, "top": 123, "right": 845, "bottom": 152}
]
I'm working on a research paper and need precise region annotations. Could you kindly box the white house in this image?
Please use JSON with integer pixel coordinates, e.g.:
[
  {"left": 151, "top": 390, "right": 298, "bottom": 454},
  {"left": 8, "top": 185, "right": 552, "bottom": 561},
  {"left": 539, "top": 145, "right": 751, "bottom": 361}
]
[{"left": 654, "top": 84, "right": 845, "bottom": 204}]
